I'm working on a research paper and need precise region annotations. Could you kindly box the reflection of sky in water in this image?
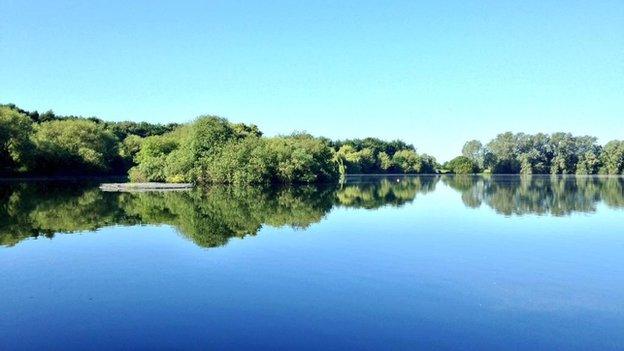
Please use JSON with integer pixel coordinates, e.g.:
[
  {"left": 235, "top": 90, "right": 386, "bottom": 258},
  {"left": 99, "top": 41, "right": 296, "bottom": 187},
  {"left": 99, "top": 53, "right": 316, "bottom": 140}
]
[{"left": 1, "top": 176, "right": 623, "bottom": 350}]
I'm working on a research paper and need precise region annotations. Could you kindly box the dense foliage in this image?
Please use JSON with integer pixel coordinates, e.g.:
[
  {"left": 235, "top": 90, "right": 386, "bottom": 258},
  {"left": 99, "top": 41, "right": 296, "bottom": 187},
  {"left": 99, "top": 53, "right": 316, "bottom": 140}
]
[
  {"left": 3, "top": 104, "right": 623, "bottom": 179},
  {"left": 331, "top": 138, "right": 437, "bottom": 175},
  {"left": 129, "top": 116, "right": 339, "bottom": 184},
  {"left": 457, "top": 133, "right": 624, "bottom": 175},
  {"left": 0, "top": 107, "right": 34, "bottom": 174},
  {"left": 32, "top": 120, "right": 119, "bottom": 174},
  {"left": 444, "top": 156, "right": 479, "bottom": 174},
  {"left": 0, "top": 104, "right": 177, "bottom": 176}
]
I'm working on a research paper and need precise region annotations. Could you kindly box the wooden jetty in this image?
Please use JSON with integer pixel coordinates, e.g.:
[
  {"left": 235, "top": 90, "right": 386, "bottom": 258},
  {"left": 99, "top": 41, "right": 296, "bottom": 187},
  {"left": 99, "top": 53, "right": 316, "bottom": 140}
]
[{"left": 99, "top": 182, "right": 194, "bottom": 192}]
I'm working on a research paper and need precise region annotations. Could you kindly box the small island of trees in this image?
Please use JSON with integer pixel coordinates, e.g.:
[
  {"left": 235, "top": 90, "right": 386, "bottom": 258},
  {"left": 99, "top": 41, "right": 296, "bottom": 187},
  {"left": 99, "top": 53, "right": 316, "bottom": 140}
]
[{"left": 1, "top": 104, "right": 623, "bottom": 182}]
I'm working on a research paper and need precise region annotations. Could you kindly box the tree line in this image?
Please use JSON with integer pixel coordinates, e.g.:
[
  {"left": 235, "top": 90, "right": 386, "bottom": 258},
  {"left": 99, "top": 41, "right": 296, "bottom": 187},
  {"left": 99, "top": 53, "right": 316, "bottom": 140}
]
[
  {"left": 445, "top": 132, "right": 624, "bottom": 175},
  {"left": 1, "top": 104, "right": 438, "bottom": 183},
  {"left": 2, "top": 104, "right": 623, "bottom": 181}
]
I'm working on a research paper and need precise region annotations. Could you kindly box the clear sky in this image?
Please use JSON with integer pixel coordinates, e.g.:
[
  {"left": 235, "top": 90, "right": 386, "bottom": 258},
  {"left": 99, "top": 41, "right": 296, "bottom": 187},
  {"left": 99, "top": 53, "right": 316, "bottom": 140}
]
[{"left": 2, "top": 0, "right": 623, "bottom": 161}]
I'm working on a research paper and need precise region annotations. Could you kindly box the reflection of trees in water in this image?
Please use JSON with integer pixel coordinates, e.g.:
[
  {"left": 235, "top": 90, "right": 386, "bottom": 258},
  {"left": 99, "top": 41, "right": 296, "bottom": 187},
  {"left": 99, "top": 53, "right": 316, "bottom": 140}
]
[
  {"left": 443, "top": 175, "right": 624, "bottom": 216},
  {"left": 336, "top": 176, "right": 439, "bottom": 209},
  {"left": 120, "top": 185, "right": 336, "bottom": 248},
  {"left": 0, "top": 182, "right": 135, "bottom": 246},
  {"left": 0, "top": 183, "right": 339, "bottom": 248},
  {"left": 598, "top": 177, "right": 624, "bottom": 208},
  {"left": 2, "top": 175, "right": 623, "bottom": 247}
]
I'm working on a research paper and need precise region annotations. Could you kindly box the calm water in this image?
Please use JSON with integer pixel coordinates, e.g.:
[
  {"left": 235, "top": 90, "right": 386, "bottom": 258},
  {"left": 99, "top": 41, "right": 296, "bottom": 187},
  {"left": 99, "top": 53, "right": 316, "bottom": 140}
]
[{"left": 1, "top": 176, "right": 623, "bottom": 350}]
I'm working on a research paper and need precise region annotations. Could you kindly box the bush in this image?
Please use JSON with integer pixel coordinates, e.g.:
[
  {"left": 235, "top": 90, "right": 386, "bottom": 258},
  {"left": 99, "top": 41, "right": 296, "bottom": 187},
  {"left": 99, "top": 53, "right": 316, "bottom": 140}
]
[
  {"left": 392, "top": 150, "right": 422, "bottom": 173},
  {"left": 32, "top": 119, "right": 118, "bottom": 174},
  {"left": 446, "top": 156, "right": 478, "bottom": 174},
  {"left": 204, "top": 137, "right": 275, "bottom": 185},
  {"left": 130, "top": 119, "right": 340, "bottom": 184},
  {"left": 267, "top": 134, "right": 339, "bottom": 183},
  {"left": 129, "top": 133, "right": 181, "bottom": 182}
]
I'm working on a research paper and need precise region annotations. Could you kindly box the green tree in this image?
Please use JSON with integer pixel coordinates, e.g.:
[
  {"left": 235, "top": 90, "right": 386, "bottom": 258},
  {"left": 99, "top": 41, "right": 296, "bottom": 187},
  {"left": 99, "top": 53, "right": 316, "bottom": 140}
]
[
  {"left": 267, "top": 134, "right": 339, "bottom": 183},
  {"left": 129, "top": 132, "right": 181, "bottom": 182},
  {"left": 576, "top": 150, "right": 601, "bottom": 175},
  {"left": 331, "top": 137, "right": 422, "bottom": 174},
  {"left": 486, "top": 132, "right": 520, "bottom": 173},
  {"left": 462, "top": 140, "right": 483, "bottom": 170},
  {"left": 474, "top": 132, "right": 603, "bottom": 175},
  {"left": 204, "top": 137, "right": 275, "bottom": 185},
  {"left": 392, "top": 150, "right": 422, "bottom": 173},
  {"left": 33, "top": 119, "right": 119, "bottom": 174},
  {"left": 336, "top": 144, "right": 364, "bottom": 173},
  {"left": 0, "top": 107, "right": 34, "bottom": 174},
  {"left": 419, "top": 154, "right": 438, "bottom": 173},
  {"left": 600, "top": 140, "right": 624, "bottom": 175},
  {"left": 446, "top": 156, "right": 478, "bottom": 174},
  {"left": 515, "top": 133, "right": 551, "bottom": 174},
  {"left": 550, "top": 133, "right": 578, "bottom": 174},
  {"left": 378, "top": 151, "right": 393, "bottom": 171},
  {"left": 105, "top": 121, "right": 179, "bottom": 140},
  {"left": 129, "top": 117, "right": 340, "bottom": 184}
]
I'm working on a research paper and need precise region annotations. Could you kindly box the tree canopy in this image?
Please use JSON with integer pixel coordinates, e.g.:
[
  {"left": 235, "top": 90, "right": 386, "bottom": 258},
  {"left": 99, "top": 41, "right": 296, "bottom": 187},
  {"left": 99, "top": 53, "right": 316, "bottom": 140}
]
[
  {"left": 0, "top": 106, "right": 35, "bottom": 174},
  {"left": 32, "top": 120, "right": 119, "bottom": 174},
  {"left": 332, "top": 137, "right": 437, "bottom": 175},
  {"left": 0, "top": 104, "right": 180, "bottom": 176},
  {"left": 129, "top": 116, "right": 340, "bottom": 184},
  {"left": 445, "top": 156, "right": 478, "bottom": 174},
  {"left": 2, "top": 104, "right": 622, "bottom": 179},
  {"left": 455, "top": 132, "right": 624, "bottom": 175}
]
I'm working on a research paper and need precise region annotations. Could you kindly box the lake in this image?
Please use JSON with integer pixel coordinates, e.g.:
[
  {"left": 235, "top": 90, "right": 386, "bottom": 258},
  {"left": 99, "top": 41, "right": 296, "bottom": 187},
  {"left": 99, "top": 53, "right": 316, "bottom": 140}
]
[{"left": 1, "top": 175, "right": 623, "bottom": 350}]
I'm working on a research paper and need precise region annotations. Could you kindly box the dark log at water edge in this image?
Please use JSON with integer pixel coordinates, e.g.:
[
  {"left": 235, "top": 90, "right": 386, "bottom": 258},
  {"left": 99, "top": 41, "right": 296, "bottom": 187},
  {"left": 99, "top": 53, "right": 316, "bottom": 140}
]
[{"left": 99, "top": 183, "right": 194, "bottom": 192}]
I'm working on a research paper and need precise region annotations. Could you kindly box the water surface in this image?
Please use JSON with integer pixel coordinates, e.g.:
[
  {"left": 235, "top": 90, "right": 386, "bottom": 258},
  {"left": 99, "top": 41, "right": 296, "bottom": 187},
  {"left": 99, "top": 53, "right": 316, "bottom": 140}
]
[{"left": 1, "top": 176, "right": 623, "bottom": 350}]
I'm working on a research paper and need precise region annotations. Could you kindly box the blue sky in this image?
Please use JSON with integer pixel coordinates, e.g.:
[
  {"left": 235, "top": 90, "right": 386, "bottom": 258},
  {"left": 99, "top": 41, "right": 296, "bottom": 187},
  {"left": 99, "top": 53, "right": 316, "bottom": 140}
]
[{"left": 2, "top": 0, "right": 623, "bottom": 161}]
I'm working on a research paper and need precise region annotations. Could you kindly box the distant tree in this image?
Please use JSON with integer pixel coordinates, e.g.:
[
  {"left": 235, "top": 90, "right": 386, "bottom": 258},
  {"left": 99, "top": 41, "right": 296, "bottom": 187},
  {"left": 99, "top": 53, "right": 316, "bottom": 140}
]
[
  {"left": 576, "top": 150, "right": 601, "bottom": 175},
  {"left": 600, "top": 140, "right": 624, "bottom": 175},
  {"left": 231, "top": 123, "right": 263, "bottom": 139},
  {"left": 461, "top": 140, "right": 483, "bottom": 170},
  {"left": 105, "top": 121, "right": 180, "bottom": 140},
  {"left": 332, "top": 137, "right": 422, "bottom": 174},
  {"left": 419, "top": 154, "right": 438, "bottom": 174},
  {"left": 515, "top": 133, "right": 551, "bottom": 174},
  {"left": 486, "top": 132, "right": 520, "bottom": 173},
  {"left": 473, "top": 132, "right": 603, "bottom": 175},
  {"left": 550, "top": 133, "right": 578, "bottom": 174}
]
